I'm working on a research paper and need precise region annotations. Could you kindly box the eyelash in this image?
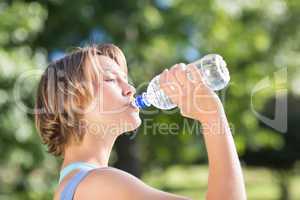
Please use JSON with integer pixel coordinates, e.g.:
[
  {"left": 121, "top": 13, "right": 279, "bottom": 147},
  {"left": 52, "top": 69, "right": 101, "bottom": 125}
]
[{"left": 105, "top": 79, "right": 116, "bottom": 83}]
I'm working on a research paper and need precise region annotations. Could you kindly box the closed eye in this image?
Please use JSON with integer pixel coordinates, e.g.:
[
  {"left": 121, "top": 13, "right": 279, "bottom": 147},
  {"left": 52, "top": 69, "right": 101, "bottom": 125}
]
[{"left": 105, "top": 79, "right": 116, "bottom": 83}]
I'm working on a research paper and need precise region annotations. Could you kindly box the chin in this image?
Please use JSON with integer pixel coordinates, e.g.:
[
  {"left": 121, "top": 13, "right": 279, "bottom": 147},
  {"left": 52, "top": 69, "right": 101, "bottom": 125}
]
[{"left": 120, "top": 112, "right": 142, "bottom": 133}]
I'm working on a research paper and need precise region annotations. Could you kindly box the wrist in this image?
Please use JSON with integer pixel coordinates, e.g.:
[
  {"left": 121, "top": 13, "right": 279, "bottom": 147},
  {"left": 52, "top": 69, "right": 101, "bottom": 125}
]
[
  {"left": 199, "top": 113, "right": 231, "bottom": 137},
  {"left": 195, "top": 106, "right": 226, "bottom": 124}
]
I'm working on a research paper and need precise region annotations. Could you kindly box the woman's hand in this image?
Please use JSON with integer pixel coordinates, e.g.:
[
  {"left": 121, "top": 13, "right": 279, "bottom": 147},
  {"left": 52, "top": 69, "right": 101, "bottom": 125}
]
[{"left": 159, "top": 63, "right": 224, "bottom": 123}]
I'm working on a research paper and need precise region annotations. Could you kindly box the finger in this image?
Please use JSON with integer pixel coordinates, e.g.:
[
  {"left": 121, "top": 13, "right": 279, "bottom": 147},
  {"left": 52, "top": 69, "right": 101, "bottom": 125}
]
[
  {"left": 160, "top": 69, "right": 173, "bottom": 93},
  {"left": 160, "top": 69, "right": 174, "bottom": 91},
  {"left": 159, "top": 69, "right": 168, "bottom": 87},
  {"left": 169, "top": 64, "right": 189, "bottom": 94},
  {"left": 165, "top": 65, "right": 183, "bottom": 91},
  {"left": 173, "top": 63, "right": 188, "bottom": 87},
  {"left": 161, "top": 83, "right": 180, "bottom": 104},
  {"left": 160, "top": 81, "right": 181, "bottom": 105},
  {"left": 159, "top": 69, "right": 181, "bottom": 105},
  {"left": 186, "top": 64, "right": 205, "bottom": 85},
  {"left": 169, "top": 64, "right": 181, "bottom": 85}
]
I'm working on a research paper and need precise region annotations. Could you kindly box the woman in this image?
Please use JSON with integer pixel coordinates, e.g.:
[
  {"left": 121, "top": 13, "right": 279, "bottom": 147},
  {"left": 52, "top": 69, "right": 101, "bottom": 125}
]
[{"left": 35, "top": 43, "right": 246, "bottom": 200}]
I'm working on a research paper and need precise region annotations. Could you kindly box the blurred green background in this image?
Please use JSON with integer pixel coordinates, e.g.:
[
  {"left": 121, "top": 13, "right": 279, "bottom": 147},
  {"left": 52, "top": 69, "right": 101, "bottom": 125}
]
[{"left": 0, "top": 0, "right": 300, "bottom": 199}]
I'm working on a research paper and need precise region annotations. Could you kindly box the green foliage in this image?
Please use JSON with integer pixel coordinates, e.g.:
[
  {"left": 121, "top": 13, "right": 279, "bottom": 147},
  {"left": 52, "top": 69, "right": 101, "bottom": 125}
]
[
  {"left": 142, "top": 164, "right": 300, "bottom": 200},
  {"left": 0, "top": 1, "right": 58, "bottom": 199},
  {"left": 0, "top": 0, "right": 299, "bottom": 199}
]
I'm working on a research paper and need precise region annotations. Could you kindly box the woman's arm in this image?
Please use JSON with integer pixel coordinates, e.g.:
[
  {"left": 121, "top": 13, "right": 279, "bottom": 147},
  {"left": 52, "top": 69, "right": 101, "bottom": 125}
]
[
  {"left": 159, "top": 63, "right": 247, "bottom": 200},
  {"left": 200, "top": 110, "right": 246, "bottom": 200}
]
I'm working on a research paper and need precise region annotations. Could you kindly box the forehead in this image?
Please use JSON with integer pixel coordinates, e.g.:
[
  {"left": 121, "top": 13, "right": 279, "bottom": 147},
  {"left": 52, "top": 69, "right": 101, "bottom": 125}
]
[{"left": 96, "top": 55, "right": 127, "bottom": 76}]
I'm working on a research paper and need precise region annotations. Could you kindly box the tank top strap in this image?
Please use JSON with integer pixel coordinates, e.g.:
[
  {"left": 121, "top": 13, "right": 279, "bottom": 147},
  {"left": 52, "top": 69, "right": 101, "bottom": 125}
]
[
  {"left": 59, "top": 162, "right": 99, "bottom": 184},
  {"left": 60, "top": 168, "right": 95, "bottom": 200}
]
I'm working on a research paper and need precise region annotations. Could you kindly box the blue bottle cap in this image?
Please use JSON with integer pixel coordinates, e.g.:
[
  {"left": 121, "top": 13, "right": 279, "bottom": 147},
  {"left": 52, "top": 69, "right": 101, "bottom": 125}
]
[{"left": 134, "top": 93, "right": 151, "bottom": 109}]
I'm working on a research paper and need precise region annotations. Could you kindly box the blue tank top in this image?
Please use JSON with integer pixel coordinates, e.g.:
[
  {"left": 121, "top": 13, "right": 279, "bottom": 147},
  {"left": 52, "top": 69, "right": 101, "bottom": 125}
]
[{"left": 59, "top": 162, "right": 106, "bottom": 200}]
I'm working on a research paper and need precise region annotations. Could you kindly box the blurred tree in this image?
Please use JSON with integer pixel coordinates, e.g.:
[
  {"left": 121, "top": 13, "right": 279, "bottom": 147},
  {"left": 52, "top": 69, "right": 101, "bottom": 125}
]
[
  {"left": 243, "top": 93, "right": 300, "bottom": 200},
  {"left": 0, "top": 1, "right": 57, "bottom": 199},
  {"left": 0, "top": 0, "right": 300, "bottom": 199}
]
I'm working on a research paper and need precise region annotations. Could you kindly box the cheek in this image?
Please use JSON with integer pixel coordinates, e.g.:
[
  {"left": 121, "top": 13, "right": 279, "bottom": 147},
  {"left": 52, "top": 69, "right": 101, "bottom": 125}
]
[{"left": 99, "top": 83, "right": 123, "bottom": 108}]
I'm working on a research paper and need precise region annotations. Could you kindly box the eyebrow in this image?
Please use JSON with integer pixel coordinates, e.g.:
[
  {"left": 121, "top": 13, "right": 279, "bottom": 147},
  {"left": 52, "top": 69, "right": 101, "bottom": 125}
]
[{"left": 104, "top": 68, "right": 127, "bottom": 80}]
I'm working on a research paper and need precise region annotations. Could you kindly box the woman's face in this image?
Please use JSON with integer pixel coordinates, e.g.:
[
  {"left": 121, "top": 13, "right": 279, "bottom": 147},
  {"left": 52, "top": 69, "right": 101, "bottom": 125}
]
[{"left": 84, "top": 55, "right": 141, "bottom": 136}]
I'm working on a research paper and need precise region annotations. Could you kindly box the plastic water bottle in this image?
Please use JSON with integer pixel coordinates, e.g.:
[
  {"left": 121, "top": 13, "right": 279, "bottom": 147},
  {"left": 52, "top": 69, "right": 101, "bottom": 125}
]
[{"left": 132, "top": 54, "right": 230, "bottom": 110}]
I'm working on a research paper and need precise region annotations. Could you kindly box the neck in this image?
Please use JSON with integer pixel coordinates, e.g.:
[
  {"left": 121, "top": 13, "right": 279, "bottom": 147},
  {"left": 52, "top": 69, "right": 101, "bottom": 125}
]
[{"left": 61, "top": 130, "right": 119, "bottom": 169}]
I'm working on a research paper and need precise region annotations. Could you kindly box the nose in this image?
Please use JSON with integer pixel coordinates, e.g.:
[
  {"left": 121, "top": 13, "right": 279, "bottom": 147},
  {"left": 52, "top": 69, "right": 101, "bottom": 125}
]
[{"left": 123, "top": 83, "right": 136, "bottom": 97}]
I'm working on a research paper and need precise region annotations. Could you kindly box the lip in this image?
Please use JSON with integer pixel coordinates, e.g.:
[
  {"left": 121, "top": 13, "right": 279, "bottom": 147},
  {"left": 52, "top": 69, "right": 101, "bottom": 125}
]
[{"left": 128, "top": 101, "right": 139, "bottom": 111}]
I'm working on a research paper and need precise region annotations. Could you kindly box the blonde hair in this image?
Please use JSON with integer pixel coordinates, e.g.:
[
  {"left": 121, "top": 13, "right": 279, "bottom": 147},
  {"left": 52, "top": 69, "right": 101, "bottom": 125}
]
[{"left": 35, "top": 43, "right": 126, "bottom": 156}]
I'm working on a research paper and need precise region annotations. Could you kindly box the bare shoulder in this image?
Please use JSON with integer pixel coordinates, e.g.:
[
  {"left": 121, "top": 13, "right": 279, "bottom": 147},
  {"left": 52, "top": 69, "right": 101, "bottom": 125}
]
[
  {"left": 76, "top": 167, "right": 192, "bottom": 200},
  {"left": 74, "top": 167, "right": 127, "bottom": 199}
]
